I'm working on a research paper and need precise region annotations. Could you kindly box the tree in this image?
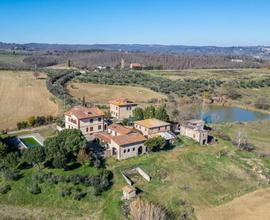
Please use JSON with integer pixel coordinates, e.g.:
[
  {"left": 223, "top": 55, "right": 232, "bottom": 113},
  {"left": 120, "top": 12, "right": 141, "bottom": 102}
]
[
  {"left": 76, "top": 148, "right": 88, "bottom": 164},
  {"left": 104, "top": 110, "right": 111, "bottom": 120},
  {"left": 44, "top": 129, "right": 86, "bottom": 168},
  {"left": 67, "top": 59, "right": 71, "bottom": 67},
  {"left": 52, "top": 153, "right": 67, "bottom": 169},
  {"left": 144, "top": 137, "right": 166, "bottom": 152},
  {"left": 143, "top": 106, "right": 156, "bottom": 119},
  {"left": 132, "top": 107, "right": 144, "bottom": 121},
  {"left": 0, "top": 141, "right": 8, "bottom": 158},
  {"left": 3, "top": 152, "right": 20, "bottom": 168},
  {"left": 33, "top": 72, "right": 40, "bottom": 79},
  {"left": 82, "top": 96, "right": 86, "bottom": 107},
  {"left": 23, "top": 146, "right": 45, "bottom": 169},
  {"left": 27, "top": 116, "right": 36, "bottom": 127},
  {"left": 155, "top": 105, "right": 170, "bottom": 122}
]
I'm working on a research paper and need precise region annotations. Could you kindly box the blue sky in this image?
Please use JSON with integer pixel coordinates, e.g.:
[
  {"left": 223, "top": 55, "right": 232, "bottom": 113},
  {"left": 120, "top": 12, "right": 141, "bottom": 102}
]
[{"left": 0, "top": 0, "right": 269, "bottom": 46}]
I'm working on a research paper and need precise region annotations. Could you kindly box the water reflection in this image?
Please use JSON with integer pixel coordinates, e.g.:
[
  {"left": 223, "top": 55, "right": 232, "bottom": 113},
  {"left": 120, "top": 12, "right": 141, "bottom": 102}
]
[{"left": 200, "top": 106, "right": 270, "bottom": 123}]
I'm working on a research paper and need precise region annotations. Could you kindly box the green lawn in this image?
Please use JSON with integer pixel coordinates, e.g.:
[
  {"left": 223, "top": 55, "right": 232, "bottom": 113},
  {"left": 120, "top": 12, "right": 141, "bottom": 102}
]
[{"left": 216, "top": 121, "right": 270, "bottom": 155}]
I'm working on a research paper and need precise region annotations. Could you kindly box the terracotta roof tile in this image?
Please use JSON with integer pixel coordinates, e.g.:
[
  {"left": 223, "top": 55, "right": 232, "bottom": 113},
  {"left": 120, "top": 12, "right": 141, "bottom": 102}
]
[
  {"left": 135, "top": 118, "right": 170, "bottom": 129},
  {"left": 109, "top": 98, "right": 137, "bottom": 106},
  {"left": 64, "top": 106, "right": 104, "bottom": 120},
  {"left": 95, "top": 132, "right": 113, "bottom": 143},
  {"left": 122, "top": 185, "right": 136, "bottom": 193},
  {"left": 108, "top": 123, "right": 133, "bottom": 135},
  {"left": 112, "top": 133, "right": 146, "bottom": 146}
]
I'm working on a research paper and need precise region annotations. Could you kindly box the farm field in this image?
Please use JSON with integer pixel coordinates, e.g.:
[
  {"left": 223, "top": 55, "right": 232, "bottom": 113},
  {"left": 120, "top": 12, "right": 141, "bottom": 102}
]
[
  {"left": 0, "top": 53, "right": 27, "bottom": 65},
  {"left": 1, "top": 134, "right": 268, "bottom": 219},
  {"left": 0, "top": 71, "right": 59, "bottom": 130},
  {"left": 145, "top": 68, "right": 270, "bottom": 81},
  {"left": 196, "top": 188, "right": 270, "bottom": 220},
  {"left": 67, "top": 82, "right": 167, "bottom": 104}
]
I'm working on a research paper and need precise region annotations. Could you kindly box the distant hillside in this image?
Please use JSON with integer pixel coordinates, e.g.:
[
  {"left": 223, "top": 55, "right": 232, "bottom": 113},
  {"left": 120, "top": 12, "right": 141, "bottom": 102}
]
[{"left": 1, "top": 42, "right": 270, "bottom": 58}]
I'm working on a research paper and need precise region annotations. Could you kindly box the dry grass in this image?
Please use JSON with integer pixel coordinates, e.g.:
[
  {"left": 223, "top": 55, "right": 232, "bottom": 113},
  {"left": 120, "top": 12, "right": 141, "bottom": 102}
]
[
  {"left": 67, "top": 83, "right": 167, "bottom": 104},
  {"left": 196, "top": 188, "right": 270, "bottom": 220},
  {"left": 0, "top": 71, "right": 59, "bottom": 130}
]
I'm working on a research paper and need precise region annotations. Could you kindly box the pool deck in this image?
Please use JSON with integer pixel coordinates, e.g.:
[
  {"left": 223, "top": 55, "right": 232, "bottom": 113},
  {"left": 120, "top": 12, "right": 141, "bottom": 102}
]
[{"left": 17, "top": 133, "right": 44, "bottom": 149}]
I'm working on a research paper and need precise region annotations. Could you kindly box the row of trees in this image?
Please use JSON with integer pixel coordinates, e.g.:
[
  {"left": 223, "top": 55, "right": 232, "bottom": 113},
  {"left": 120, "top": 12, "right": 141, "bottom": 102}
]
[
  {"left": 132, "top": 105, "right": 170, "bottom": 122},
  {"left": 45, "top": 69, "right": 81, "bottom": 107},
  {"left": 24, "top": 51, "right": 264, "bottom": 70},
  {"left": 17, "top": 115, "right": 55, "bottom": 130},
  {"left": 76, "top": 70, "right": 222, "bottom": 97}
]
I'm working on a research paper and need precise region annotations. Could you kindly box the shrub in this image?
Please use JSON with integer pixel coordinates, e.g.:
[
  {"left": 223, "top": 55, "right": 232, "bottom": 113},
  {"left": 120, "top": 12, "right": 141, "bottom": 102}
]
[
  {"left": 60, "top": 186, "right": 73, "bottom": 197},
  {"left": 3, "top": 152, "right": 20, "bottom": 168},
  {"left": 2, "top": 168, "right": 21, "bottom": 181},
  {"left": 76, "top": 149, "right": 88, "bottom": 164},
  {"left": 29, "top": 183, "right": 41, "bottom": 195},
  {"left": 0, "top": 184, "right": 11, "bottom": 194},
  {"left": 73, "top": 191, "right": 86, "bottom": 201},
  {"left": 145, "top": 137, "right": 167, "bottom": 152}
]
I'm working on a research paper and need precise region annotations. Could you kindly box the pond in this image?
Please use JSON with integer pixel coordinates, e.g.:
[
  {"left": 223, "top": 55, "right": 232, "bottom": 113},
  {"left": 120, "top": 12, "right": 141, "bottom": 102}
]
[{"left": 201, "top": 105, "right": 270, "bottom": 123}]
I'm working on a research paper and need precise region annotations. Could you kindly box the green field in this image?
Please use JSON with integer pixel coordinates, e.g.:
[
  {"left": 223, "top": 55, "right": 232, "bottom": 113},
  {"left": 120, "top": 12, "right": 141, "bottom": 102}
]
[
  {"left": 0, "top": 53, "right": 27, "bottom": 65},
  {"left": 145, "top": 68, "right": 270, "bottom": 81},
  {"left": 216, "top": 121, "right": 270, "bottom": 155},
  {"left": 0, "top": 133, "right": 268, "bottom": 219}
]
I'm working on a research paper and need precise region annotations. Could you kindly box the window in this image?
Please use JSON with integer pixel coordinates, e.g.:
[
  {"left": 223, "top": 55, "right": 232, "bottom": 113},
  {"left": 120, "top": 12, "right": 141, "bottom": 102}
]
[
  {"left": 90, "top": 119, "right": 93, "bottom": 123},
  {"left": 98, "top": 125, "right": 102, "bottom": 130},
  {"left": 124, "top": 149, "right": 126, "bottom": 153},
  {"left": 127, "top": 149, "right": 130, "bottom": 152},
  {"left": 98, "top": 117, "right": 102, "bottom": 122},
  {"left": 133, "top": 148, "right": 135, "bottom": 151},
  {"left": 86, "top": 127, "right": 88, "bottom": 132},
  {"left": 90, "top": 127, "right": 93, "bottom": 131}
]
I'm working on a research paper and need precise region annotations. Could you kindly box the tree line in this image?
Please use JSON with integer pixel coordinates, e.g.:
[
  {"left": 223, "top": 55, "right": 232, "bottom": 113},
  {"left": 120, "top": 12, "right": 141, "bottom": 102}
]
[
  {"left": 76, "top": 70, "right": 223, "bottom": 97},
  {"left": 45, "top": 69, "right": 81, "bottom": 107}
]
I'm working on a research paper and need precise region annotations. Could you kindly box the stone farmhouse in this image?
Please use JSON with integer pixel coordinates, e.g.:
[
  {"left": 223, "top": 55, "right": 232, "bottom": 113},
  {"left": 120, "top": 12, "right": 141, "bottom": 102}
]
[
  {"left": 134, "top": 118, "right": 171, "bottom": 137},
  {"left": 109, "top": 98, "right": 138, "bottom": 120},
  {"left": 180, "top": 119, "right": 208, "bottom": 145},
  {"left": 64, "top": 106, "right": 105, "bottom": 136},
  {"left": 96, "top": 123, "right": 147, "bottom": 160}
]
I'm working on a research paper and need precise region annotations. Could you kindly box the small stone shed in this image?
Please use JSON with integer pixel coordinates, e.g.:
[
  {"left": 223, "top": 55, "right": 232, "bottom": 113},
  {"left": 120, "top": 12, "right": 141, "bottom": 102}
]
[{"left": 122, "top": 185, "right": 136, "bottom": 200}]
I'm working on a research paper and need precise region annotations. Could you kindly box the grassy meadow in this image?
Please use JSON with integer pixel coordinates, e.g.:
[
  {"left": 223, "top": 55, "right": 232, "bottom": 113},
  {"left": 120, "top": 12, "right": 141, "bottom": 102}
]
[
  {"left": 216, "top": 121, "right": 270, "bottom": 155},
  {"left": 145, "top": 68, "right": 270, "bottom": 81},
  {"left": 1, "top": 133, "right": 269, "bottom": 219}
]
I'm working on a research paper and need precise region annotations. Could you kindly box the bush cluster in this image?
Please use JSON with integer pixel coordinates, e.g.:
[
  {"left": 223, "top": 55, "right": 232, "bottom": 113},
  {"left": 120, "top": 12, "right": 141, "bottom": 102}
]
[
  {"left": 0, "top": 184, "right": 11, "bottom": 194},
  {"left": 17, "top": 115, "right": 55, "bottom": 130},
  {"left": 1, "top": 167, "right": 21, "bottom": 181},
  {"left": 32, "top": 169, "right": 112, "bottom": 196},
  {"left": 29, "top": 183, "right": 41, "bottom": 194}
]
